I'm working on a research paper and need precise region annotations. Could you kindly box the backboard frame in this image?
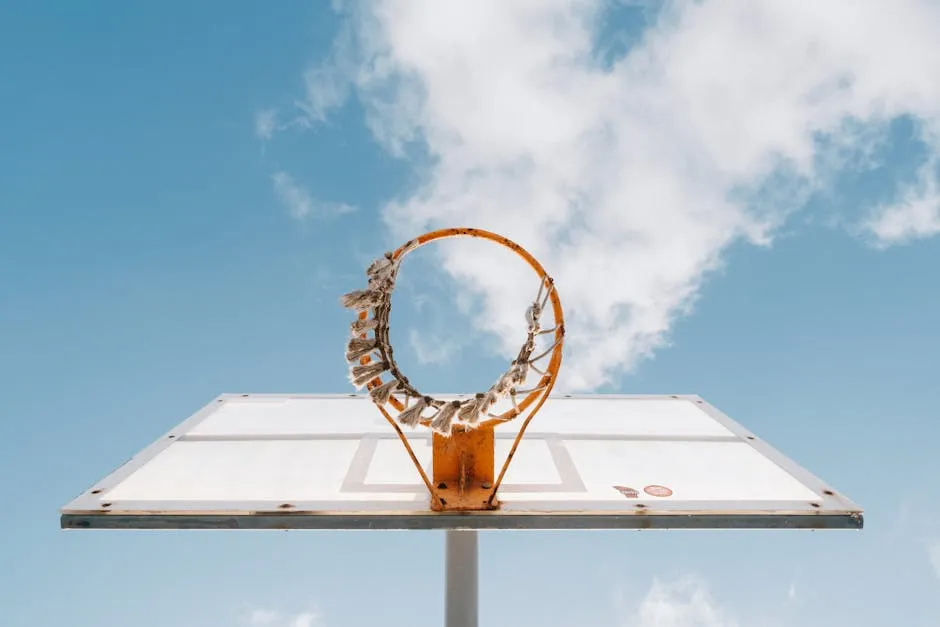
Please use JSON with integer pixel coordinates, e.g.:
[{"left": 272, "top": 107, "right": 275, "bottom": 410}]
[{"left": 60, "top": 393, "right": 863, "bottom": 531}]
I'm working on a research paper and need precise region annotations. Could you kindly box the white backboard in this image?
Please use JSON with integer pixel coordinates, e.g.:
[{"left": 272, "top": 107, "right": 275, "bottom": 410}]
[{"left": 60, "top": 394, "right": 862, "bottom": 530}]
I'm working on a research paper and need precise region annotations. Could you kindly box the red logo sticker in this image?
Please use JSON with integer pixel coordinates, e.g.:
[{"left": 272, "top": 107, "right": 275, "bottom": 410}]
[
  {"left": 644, "top": 484, "right": 673, "bottom": 497},
  {"left": 613, "top": 485, "right": 639, "bottom": 498}
]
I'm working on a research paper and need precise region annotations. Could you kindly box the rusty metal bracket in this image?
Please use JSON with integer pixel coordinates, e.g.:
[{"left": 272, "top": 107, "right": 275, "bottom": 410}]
[{"left": 431, "top": 425, "right": 497, "bottom": 511}]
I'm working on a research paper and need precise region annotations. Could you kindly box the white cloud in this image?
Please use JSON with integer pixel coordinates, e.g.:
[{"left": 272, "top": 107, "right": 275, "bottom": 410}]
[
  {"left": 864, "top": 158, "right": 940, "bottom": 246},
  {"left": 297, "top": 65, "right": 351, "bottom": 126},
  {"left": 296, "top": 19, "right": 356, "bottom": 127},
  {"left": 290, "top": 612, "right": 319, "bottom": 627},
  {"left": 248, "top": 608, "right": 280, "bottom": 625},
  {"left": 624, "top": 577, "right": 739, "bottom": 627},
  {"left": 298, "top": 0, "right": 940, "bottom": 389},
  {"left": 408, "top": 328, "right": 462, "bottom": 364},
  {"left": 246, "top": 608, "right": 321, "bottom": 627},
  {"left": 255, "top": 108, "right": 279, "bottom": 141},
  {"left": 928, "top": 538, "right": 940, "bottom": 582},
  {"left": 271, "top": 171, "right": 356, "bottom": 220}
]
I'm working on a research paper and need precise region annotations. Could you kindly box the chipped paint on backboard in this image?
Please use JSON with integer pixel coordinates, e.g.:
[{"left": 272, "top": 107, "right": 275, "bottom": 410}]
[
  {"left": 644, "top": 485, "right": 674, "bottom": 497},
  {"left": 613, "top": 485, "right": 639, "bottom": 498}
]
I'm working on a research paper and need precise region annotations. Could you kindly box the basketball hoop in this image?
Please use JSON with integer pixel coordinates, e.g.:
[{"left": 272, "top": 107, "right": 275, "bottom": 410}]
[
  {"left": 61, "top": 225, "right": 863, "bottom": 627},
  {"left": 340, "top": 227, "right": 565, "bottom": 511}
]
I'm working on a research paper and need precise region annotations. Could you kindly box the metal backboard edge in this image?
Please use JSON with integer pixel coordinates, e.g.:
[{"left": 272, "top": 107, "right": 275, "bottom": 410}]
[{"left": 60, "top": 511, "right": 862, "bottom": 531}]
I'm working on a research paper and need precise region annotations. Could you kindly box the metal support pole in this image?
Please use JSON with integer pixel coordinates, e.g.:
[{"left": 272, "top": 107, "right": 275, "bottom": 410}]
[{"left": 445, "top": 530, "right": 478, "bottom": 627}]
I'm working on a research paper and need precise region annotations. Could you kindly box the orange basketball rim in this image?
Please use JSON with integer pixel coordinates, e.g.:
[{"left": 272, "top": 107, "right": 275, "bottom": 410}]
[{"left": 340, "top": 227, "right": 565, "bottom": 512}]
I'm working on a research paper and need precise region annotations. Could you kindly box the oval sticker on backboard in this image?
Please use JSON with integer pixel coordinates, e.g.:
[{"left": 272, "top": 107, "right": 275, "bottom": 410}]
[
  {"left": 613, "top": 485, "right": 639, "bottom": 498},
  {"left": 644, "top": 485, "right": 673, "bottom": 497}
]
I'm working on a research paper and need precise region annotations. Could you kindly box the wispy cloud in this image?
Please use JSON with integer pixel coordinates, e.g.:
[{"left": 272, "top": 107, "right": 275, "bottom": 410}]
[
  {"left": 288, "top": 0, "right": 940, "bottom": 390},
  {"left": 408, "top": 328, "right": 462, "bottom": 364},
  {"left": 295, "top": 18, "right": 355, "bottom": 127},
  {"left": 271, "top": 171, "right": 356, "bottom": 220},
  {"left": 624, "top": 576, "right": 739, "bottom": 627},
  {"left": 248, "top": 609, "right": 279, "bottom": 626},
  {"left": 290, "top": 612, "right": 318, "bottom": 627},
  {"left": 297, "top": 65, "right": 351, "bottom": 127},
  {"left": 928, "top": 538, "right": 940, "bottom": 582},
  {"left": 864, "top": 157, "right": 940, "bottom": 246},
  {"left": 255, "top": 108, "right": 279, "bottom": 142},
  {"left": 246, "top": 608, "right": 321, "bottom": 627}
]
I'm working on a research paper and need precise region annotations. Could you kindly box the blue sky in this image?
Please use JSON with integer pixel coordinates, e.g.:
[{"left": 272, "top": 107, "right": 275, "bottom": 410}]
[{"left": 3, "top": 1, "right": 940, "bottom": 626}]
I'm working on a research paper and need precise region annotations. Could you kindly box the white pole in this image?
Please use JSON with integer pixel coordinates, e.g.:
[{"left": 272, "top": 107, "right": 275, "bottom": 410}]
[{"left": 445, "top": 530, "right": 478, "bottom": 627}]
